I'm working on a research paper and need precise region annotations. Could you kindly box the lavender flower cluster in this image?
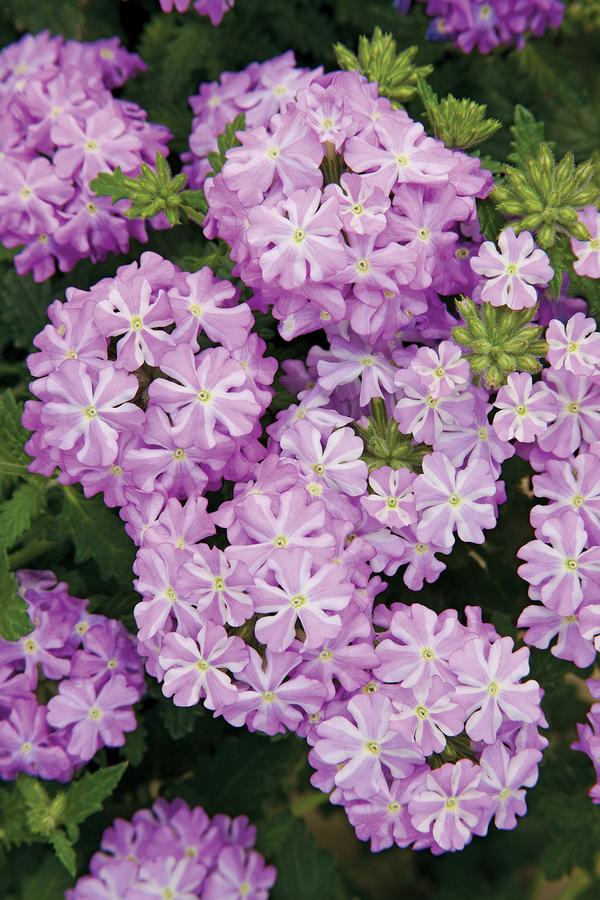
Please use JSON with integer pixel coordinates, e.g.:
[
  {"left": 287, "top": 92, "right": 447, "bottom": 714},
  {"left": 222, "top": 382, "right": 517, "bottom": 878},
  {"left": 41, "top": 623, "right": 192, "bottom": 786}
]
[
  {"left": 0, "top": 32, "right": 171, "bottom": 282},
  {"left": 0, "top": 571, "right": 144, "bottom": 781},
  {"left": 67, "top": 797, "right": 276, "bottom": 899},
  {"left": 183, "top": 51, "right": 321, "bottom": 188},
  {"left": 158, "top": 0, "right": 236, "bottom": 24},
  {"left": 308, "top": 603, "right": 546, "bottom": 853},
  {"left": 396, "top": 1, "right": 565, "bottom": 53},
  {"left": 23, "top": 251, "right": 275, "bottom": 509},
  {"left": 573, "top": 679, "right": 600, "bottom": 805},
  {"left": 205, "top": 66, "right": 493, "bottom": 340}
]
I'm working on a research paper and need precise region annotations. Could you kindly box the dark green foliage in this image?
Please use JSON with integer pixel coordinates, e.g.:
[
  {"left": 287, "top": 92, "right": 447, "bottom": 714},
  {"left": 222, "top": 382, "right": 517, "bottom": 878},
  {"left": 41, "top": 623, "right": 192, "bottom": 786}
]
[{"left": 1, "top": 3, "right": 600, "bottom": 899}]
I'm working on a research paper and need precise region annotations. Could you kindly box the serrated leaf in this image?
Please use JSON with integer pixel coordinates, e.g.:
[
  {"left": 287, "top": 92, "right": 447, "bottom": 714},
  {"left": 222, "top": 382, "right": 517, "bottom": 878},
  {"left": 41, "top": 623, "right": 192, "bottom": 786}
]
[
  {"left": 0, "top": 782, "right": 34, "bottom": 849},
  {"left": 159, "top": 699, "right": 205, "bottom": 740},
  {"left": 59, "top": 487, "right": 135, "bottom": 586},
  {"left": 0, "top": 269, "right": 53, "bottom": 350},
  {"left": 547, "top": 236, "right": 576, "bottom": 298},
  {"left": 0, "top": 391, "right": 31, "bottom": 478},
  {"left": 269, "top": 819, "right": 345, "bottom": 900},
  {"left": 476, "top": 198, "right": 503, "bottom": 241},
  {"left": 508, "top": 105, "right": 546, "bottom": 166},
  {"left": 206, "top": 114, "right": 245, "bottom": 178},
  {"left": 64, "top": 763, "right": 127, "bottom": 827},
  {"left": 21, "top": 855, "right": 72, "bottom": 900},
  {"left": 0, "top": 482, "right": 47, "bottom": 551},
  {"left": 47, "top": 829, "right": 76, "bottom": 877},
  {"left": 0, "top": 550, "right": 31, "bottom": 640}
]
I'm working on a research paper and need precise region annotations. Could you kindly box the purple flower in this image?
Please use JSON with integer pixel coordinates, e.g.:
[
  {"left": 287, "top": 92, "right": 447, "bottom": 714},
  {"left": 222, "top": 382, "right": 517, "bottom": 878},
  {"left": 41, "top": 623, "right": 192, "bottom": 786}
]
[
  {"left": 480, "top": 744, "right": 542, "bottom": 829},
  {"left": 471, "top": 228, "right": 553, "bottom": 309},
  {"left": 168, "top": 268, "right": 252, "bottom": 351},
  {"left": 391, "top": 677, "right": 464, "bottom": 755},
  {"left": 394, "top": 370, "right": 474, "bottom": 445},
  {"left": 414, "top": 452, "right": 497, "bottom": 548},
  {"left": 450, "top": 637, "right": 542, "bottom": 743},
  {"left": 180, "top": 545, "right": 254, "bottom": 627},
  {"left": 571, "top": 206, "right": 600, "bottom": 278},
  {"left": 546, "top": 313, "right": 600, "bottom": 376},
  {"left": 203, "top": 846, "right": 276, "bottom": 900},
  {"left": 412, "top": 341, "right": 470, "bottom": 398},
  {"left": 247, "top": 187, "right": 343, "bottom": 289},
  {"left": 327, "top": 172, "right": 389, "bottom": 236},
  {"left": 148, "top": 345, "right": 261, "bottom": 449},
  {"left": 375, "top": 604, "right": 464, "bottom": 687},
  {"left": 537, "top": 369, "right": 600, "bottom": 458},
  {"left": 93, "top": 276, "right": 175, "bottom": 370},
  {"left": 408, "top": 760, "right": 490, "bottom": 852},
  {"left": 360, "top": 466, "right": 417, "bottom": 528},
  {"left": 159, "top": 622, "right": 248, "bottom": 710},
  {"left": 223, "top": 648, "right": 326, "bottom": 735},
  {"left": 493, "top": 373, "right": 557, "bottom": 442},
  {"left": 0, "top": 699, "right": 70, "bottom": 780},
  {"left": 314, "top": 693, "right": 424, "bottom": 798},
  {"left": 518, "top": 512, "right": 600, "bottom": 613},
  {"left": 40, "top": 359, "right": 143, "bottom": 466},
  {"left": 223, "top": 109, "right": 322, "bottom": 205},
  {"left": 280, "top": 421, "right": 367, "bottom": 496},
  {"left": 518, "top": 603, "right": 597, "bottom": 669},
  {"left": 251, "top": 548, "right": 354, "bottom": 651},
  {"left": 47, "top": 674, "right": 138, "bottom": 762}
]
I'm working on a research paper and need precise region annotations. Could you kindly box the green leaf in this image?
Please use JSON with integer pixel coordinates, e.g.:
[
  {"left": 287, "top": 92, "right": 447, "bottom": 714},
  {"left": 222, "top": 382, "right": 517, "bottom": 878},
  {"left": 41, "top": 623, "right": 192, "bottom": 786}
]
[
  {"left": 0, "top": 782, "right": 35, "bottom": 849},
  {"left": 159, "top": 700, "right": 205, "bottom": 740},
  {"left": 20, "top": 856, "right": 72, "bottom": 900},
  {"left": 0, "top": 391, "right": 31, "bottom": 479},
  {"left": 47, "top": 829, "right": 76, "bottom": 877},
  {"left": 547, "top": 235, "right": 576, "bottom": 298},
  {"left": 508, "top": 104, "right": 547, "bottom": 166},
  {"left": 0, "top": 550, "right": 31, "bottom": 640},
  {"left": 476, "top": 199, "right": 504, "bottom": 242},
  {"left": 64, "top": 763, "right": 127, "bottom": 827},
  {"left": 269, "top": 819, "right": 345, "bottom": 900},
  {"left": 0, "top": 269, "right": 52, "bottom": 350},
  {"left": 206, "top": 114, "right": 246, "bottom": 178},
  {"left": 0, "top": 482, "right": 47, "bottom": 551},
  {"left": 122, "top": 719, "right": 148, "bottom": 766},
  {"left": 59, "top": 487, "right": 136, "bottom": 586}
]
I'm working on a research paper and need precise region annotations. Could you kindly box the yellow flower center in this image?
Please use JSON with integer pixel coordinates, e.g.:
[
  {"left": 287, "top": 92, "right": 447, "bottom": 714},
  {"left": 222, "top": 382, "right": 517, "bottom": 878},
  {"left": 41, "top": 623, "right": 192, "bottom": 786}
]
[
  {"left": 290, "top": 594, "right": 306, "bottom": 609},
  {"left": 274, "top": 535, "right": 288, "bottom": 548},
  {"left": 100, "top": 48, "right": 115, "bottom": 59},
  {"left": 455, "top": 247, "right": 469, "bottom": 259},
  {"left": 65, "top": 349, "right": 78, "bottom": 359},
  {"left": 434, "top": 367, "right": 444, "bottom": 378},
  {"left": 355, "top": 258, "right": 370, "bottom": 273},
  {"left": 487, "top": 681, "right": 500, "bottom": 696},
  {"left": 75, "top": 621, "right": 89, "bottom": 636},
  {"left": 477, "top": 427, "right": 488, "bottom": 440},
  {"left": 319, "top": 649, "right": 333, "bottom": 661},
  {"left": 20, "top": 186, "right": 32, "bottom": 199},
  {"left": 415, "top": 542, "right": 428, "bottom": 554},
  {"left": 23, "top": 639, "right": 37, "bottom": 654},
  {"left": 196, "top": 390, "right": 211, "bottom": 403},
  {"left": 386, "top": 496, "right": 398, "bottom": 508},
  {"left": 448, "top": 493, "right": 461, "bottom": 506},
  {"left": 362, "top": 681, "right": 378, "bottom": 694},
  {"left": 293, "top": 228, "right": 306, "bottom": 243},
  {"left": 426, "top": 396, "right": 439, "bottom": 407},
  {"left": 351, "top": 202, "right": 364, "bottom": 216},
  {"left": 263, "top": 690, "right": 276, "bottom": 702},
  {"left": 88, "top": 706, "right": 103, "bottom": 720},
  {"left": 189, "top": 303, "right": 202, "bottom": 317},
  {"left": 266, "top": 145, "right": 280, "bottom": 160},
  {"left": 416, "top": 705, "right": 429, "bottom": 720},
  {"left": 312, "top": 462, "right": 325, "bottom": 476},
  {"left": 85, "top": 139, "right": 99, "bottom": 152},
  {"left": 515, "top": 403, "right": 527, "bottom": 416},
  {"left": 388, "top": 801, "right": 402, "bottom": 813},
  {"left": 195, "top": 659, "right": 210, "bottom": 671},
  {"left": 590, "top": 238, "right": 600, "bottom": 250},
  {"left": 366, "top": 741, "right": 381, "bottom": 755},
  {"left": 395, "top": 154, "right": 409, "bottom": 166},
  {"left": 110, "top": 464, "right": 123, "bottom": 476},
  {"left": 173, "top": 448, "right": 185, "bottom": 460},
  {"left": 86, "top": 201, "right": 97, "bottom": 214},
  {"left": 214, "top": 577, "right": 225, "bottom": 591},
  {"left": 20, "top": 742, "right": 33, "bottom": 754},
  {"left": 506, "top": 263, "right": 519, "bottom": 276},
  {"left": 360, "top": 356, "right": 374, "bottom": 366},
  {"left": 445, "top": 796, "right": 458, "bottom": 809},
  {"left": 572, "top": 494, "right": 584, "bottom": 507},
  {"left": 107, "top": 658, "right": 118, "bottom": 670},
  {"left": 421, "top": 646, "right": 436, "bottom": 661},
  {"left": 166, "top": 586, "right": 177, "bottom": 602},
  {"left": 565, "top": 558, "right": 578, "bottom": 571},
  {"left": 567, "top": 341, "right": 578, "bottom": 352},
  {"left": 83, "top": 406, "right": 97, "bottom": 419},
  {"left": 418, "top": 227, "right": 431, "bottom": 241},
  {"left": 567, "top": 401, "right": 580, "bottom": 414}
]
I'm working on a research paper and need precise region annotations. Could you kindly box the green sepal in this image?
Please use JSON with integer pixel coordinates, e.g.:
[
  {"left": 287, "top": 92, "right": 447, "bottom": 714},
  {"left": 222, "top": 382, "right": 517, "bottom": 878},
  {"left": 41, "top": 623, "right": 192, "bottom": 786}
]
[
  {"left": 355, "top": 398, "right": 430, "bottom": 472},
  {"left": 416, "top": 74, "right": 501, "bottom": 150}
]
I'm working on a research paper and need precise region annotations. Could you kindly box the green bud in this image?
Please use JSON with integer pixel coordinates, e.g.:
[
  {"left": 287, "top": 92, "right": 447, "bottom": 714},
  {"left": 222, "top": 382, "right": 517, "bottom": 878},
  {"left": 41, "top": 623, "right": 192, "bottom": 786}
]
[{"left": 355, "top": 398, "right": 430, "bottom": 472}]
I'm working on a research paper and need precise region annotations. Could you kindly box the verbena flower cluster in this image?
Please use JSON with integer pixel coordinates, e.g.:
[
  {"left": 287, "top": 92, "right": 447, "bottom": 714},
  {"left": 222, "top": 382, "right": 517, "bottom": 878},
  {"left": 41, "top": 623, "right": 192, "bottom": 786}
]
[
  {"left": 395, "top": 1, "right": 565, "bottom": 53},
  {"left": 0, "top": 32, "right": 171, "bottom": 282},
  {"left": 308, "top": 603, "right": 546, "bottom": 853},
  {"left": 573, "top": 679, "right": 600, "bottom": 804},
  {"left": 24, "top": 251, "right": 275, "bottom": 510},
  {"left": 67, "top": 797, "right": 276, "bottom": 899},
  {"left": 158, "top": 0, "right": 236, "bottom": 24},
  {"left": 204, "top": 66, "right": 493, "bottom": 341},
  {"left": 0, "top": 570, "right": 144, "bottom": 781},
  {"left": 183, "top": 51, "right": 321, "bottom": 188}
]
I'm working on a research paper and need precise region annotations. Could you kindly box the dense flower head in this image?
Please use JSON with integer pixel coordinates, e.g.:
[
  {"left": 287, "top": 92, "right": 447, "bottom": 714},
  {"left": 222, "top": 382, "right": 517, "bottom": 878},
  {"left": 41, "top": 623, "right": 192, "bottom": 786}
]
[
  {"left": 183, "top": 51, "right": 322, "bottom": 188},
  {"left": 573, "top": 679, "right": 600, "bottom": 804},
  {"left": 0, "top": 31, "right": 170, "bottom": 281},
  {"left": 396, "top": 1, "right": 565, "bottom": 54},
  {"left": 0, "top": 570, "right": 143, "bottom": 780},
  {"left": 204, "top": 64, "right": 497, "bottom": 343},
  {"left": 24, "top": 252, "right": 274, "bottom": 514},
  {"left": 308, "top": 602, "right": 546, "bottom": 853},
  {"left": 67, "top": 796, "right": 276, "bottom": 898},
  {"left": 158, "top": 0, "right": 236, "bottom": 23}
]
